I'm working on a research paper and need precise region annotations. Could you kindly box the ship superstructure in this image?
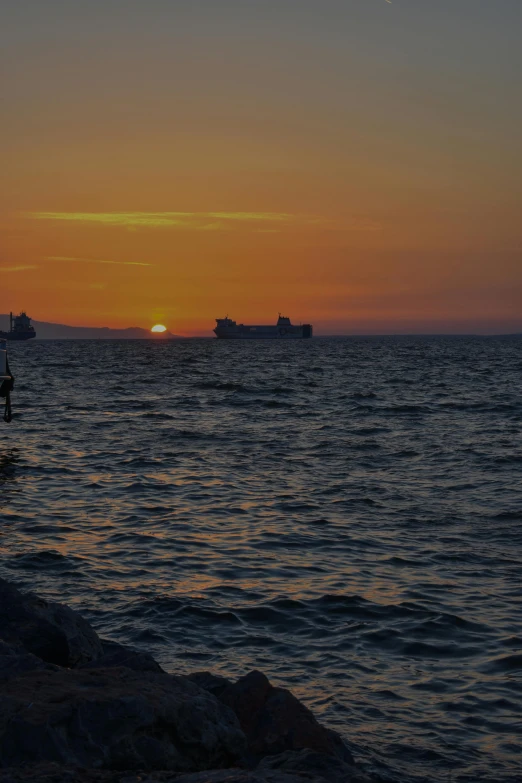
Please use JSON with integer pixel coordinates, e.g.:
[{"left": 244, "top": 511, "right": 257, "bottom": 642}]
[
  {"left": 0, "top": 312, "right": 36, "bottom": 341},
  {"left": 214, "top": 314, "right": 312, "bottom": 339}
]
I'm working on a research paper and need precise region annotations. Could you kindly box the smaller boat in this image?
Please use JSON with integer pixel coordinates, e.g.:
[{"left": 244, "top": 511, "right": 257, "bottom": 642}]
[{"left": 0, "top": 312, "right": 36, "bottom": 341}]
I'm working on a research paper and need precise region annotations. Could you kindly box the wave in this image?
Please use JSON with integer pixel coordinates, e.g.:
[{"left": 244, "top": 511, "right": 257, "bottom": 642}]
[{"left": 2, "top": 335, "right": 522, "bottom": 782}]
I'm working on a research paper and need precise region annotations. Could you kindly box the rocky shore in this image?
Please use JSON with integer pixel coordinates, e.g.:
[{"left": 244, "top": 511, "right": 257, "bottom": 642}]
[{"left": 0, "top": 578, "right": 375, "bottom": 783}]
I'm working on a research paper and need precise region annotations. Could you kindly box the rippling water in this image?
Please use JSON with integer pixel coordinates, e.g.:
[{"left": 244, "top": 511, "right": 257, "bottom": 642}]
[{"left": 1, "top": 337, "right": 521, "bottom": 782}]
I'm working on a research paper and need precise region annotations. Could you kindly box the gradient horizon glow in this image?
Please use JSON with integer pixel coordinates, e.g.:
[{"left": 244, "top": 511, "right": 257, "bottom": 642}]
[{"left": 1, "top": 1, "right": 521, "bottom": 335}]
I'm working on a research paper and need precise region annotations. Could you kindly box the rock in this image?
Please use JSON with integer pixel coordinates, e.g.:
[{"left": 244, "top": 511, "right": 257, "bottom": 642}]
[
  {"left": 187, "top": 672, "right": 233, "bottom": 700},
  {"left": 174, "top": 770, "right": 321, "bottom": 782},
  {"left": 0, "top": 580, "right": 364, "bottom": 781},
  {"left": 0, "top": 578, "right": 103, "bottom": 667},
  {"left": 0, "top": 667, "right": 245, "bottom": 772},
  {"left": 0, "top": 640, "right": 59, "bottom": 682},
  {"left": 319, "top": 730, "right": 354, "bottom": 766},
  {"left": 215, "top": 671, "right": 354, "bottom": 764},
  {"left": 0, "top": 764, "right": 313, "bottom": 783},
  {"left": 258, "top": 750, "right": 371, "bottom": 783},
  {"left": 80, "top": 640, "right": 165, "bottom": 674}
]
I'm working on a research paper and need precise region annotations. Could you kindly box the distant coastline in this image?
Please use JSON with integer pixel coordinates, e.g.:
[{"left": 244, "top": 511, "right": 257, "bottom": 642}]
[
  {"left": 0, "top": 315, "right": 181, "bottom": 340},
  {"left": 2, "top": 315, "right": 520, "bottom": 340}
]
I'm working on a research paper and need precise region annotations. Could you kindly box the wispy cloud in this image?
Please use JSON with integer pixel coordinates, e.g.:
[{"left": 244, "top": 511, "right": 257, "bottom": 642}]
[
  {"left": 0, "top": 265, "right": 38, "bottom": 272},
  {"left": 200, "top": 222, "right": 228, "bottom": 232},
  {"left": 46, "top": 256, "right": 152, "bottom": 267},
  {"left": 23, "top": 211, "right": 381, "bottom": 233},
  {"left": 24, "top": 211, "right": 314, "bottom": 230},
  {"left": 206, "top": 212, "right": 294, "bottom": 222},
  {"left": 33, "top": 212, "right": 189, "bottom": 227}
]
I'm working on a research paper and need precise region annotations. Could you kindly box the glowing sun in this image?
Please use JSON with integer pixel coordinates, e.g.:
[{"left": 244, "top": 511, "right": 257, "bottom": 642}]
[{"left": 151, "top": 324, "right": 167, "bottom": 333}]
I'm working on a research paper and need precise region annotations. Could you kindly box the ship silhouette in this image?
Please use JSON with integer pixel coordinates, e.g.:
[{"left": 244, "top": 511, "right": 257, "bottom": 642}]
[
  {"left": 214, "top": 313, "right": 313, "bottom": 339},
  {"left": 0, "top": 312, "right": 36, "bottom": 341}
]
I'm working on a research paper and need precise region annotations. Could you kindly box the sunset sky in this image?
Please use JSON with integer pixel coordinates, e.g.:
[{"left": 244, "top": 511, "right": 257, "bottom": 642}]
[{"left": 2, "top": 0, "right": 521, "bottom": 335}]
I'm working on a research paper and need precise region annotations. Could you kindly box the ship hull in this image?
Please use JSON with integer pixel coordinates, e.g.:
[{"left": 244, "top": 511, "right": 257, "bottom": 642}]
[
  {"left": 0, "top": 332, "right": 36, "bottom": 341},
  {"left": 215, "top": 332, "right": 309, "bottom": 339},
  {"left": 215, "top": 326, "right": 312, "bottom": 339}
]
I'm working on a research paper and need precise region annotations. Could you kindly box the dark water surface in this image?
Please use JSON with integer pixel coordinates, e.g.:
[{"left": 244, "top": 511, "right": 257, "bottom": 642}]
[{"left": 1, "top": 337, "right": 521, "bottom": 782}]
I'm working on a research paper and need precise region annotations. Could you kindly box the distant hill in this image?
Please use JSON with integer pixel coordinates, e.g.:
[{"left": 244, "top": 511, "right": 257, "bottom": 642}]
[{"left": 0, "top": 315, "right": 181, "bottom": 340}]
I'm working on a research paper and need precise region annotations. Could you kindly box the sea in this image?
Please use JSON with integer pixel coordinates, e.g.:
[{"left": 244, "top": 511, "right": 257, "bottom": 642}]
[{"left": 1, "top": 336, "right": 521, "bottom": 782}]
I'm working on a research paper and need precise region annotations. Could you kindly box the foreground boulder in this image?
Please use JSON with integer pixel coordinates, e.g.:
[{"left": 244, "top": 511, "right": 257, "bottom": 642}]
[
  {"left": 80, "top": 640, "right": 165, "bottom": 674},
  {"left": 192, "top": 671, "right": 354, "bottom": 765},
  {"left": 0, "top": 640, "right": 59, "bottom": 682},
  {"left": 258, "top": 750, "right": 372, "bottom": 783},
  {"left": 0, "top": 763, "right": 317, "bottom": 783},
  {"left": 0, "top": 764, "right": 313, "bottom": 783},
  {"left": 188, "top": 672, "right": 231, "bottom": 700},
  {"left": 0, "top": 667, "right": 245, "bottom": 772},
  {"left": 173, "top": 772, "right": 320, "bottom": 783},
  {"left": 0, "top": 578, "right": 102, "bottom": 667},
  {"left": 0, "top": 579, "right": 367, "bottom": 782}
]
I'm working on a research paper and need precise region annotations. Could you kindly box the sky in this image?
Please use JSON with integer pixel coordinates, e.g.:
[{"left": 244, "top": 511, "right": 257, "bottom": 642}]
[{"left": 1, "top": 0, "right": 521, "bottom": 335}]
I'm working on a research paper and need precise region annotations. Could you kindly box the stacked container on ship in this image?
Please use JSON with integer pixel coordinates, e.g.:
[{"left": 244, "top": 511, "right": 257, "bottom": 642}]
[{"left": 214, "top": 314, "right": 313, "bottom": 339}]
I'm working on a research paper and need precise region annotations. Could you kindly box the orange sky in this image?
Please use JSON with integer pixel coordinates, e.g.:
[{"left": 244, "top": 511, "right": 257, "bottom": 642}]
[{"left": 2, "top": 1, "right": 521, "bottom": 335}]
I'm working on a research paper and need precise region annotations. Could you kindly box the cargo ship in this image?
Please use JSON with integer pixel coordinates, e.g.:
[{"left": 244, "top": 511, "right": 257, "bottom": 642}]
[
  {"left": 214, "top": 314, "right": 312, "bottom": 339},
  {"left": 0, "top": 312, "right": 36, "bottom": 341}
]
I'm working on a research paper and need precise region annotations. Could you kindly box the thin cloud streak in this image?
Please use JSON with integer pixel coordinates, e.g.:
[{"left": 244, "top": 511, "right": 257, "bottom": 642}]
[
  {"left": 24, "top": 211, "right": 380, "bottom": 232},
  {"left": 46, "top": 256, "right": 152, "bottom": 267},
  {"left": 206, "top": 212, "right": 294, "bottom": 222},
  {"left": 0, "top": 265, "right": 38, "bottom": 272},
  {"left": 25, "top": 211, "right": 300, "bottom": 228}
]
